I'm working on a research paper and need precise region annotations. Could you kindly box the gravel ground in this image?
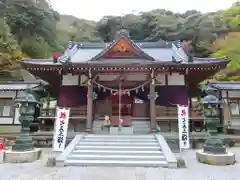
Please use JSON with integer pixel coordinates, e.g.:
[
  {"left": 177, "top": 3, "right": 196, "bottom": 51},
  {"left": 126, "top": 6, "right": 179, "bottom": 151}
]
[{"left": 0, "top": 148, "right": 239, "bottom": 180}]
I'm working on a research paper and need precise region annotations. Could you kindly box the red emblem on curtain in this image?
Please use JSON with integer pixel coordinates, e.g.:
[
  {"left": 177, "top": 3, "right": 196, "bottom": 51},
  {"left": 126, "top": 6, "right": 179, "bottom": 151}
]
[
  {"left": 59, "top": 112, "right": 66, "bottom": 120},
  {"left": 181, "top": 109, "right": 186, "bottom": 116}
]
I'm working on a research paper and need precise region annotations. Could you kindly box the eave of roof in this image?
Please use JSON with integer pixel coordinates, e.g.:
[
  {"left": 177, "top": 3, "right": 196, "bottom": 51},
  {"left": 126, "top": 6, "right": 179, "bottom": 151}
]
[
  {"left": 21, "top": 57, "right": 228, "bottom": 67},
  {"left": 208, "top": 81, "right": 240, "bottom": 91},
  {"left": 0, "top": 83, "right": 42, "bottom": 91}
]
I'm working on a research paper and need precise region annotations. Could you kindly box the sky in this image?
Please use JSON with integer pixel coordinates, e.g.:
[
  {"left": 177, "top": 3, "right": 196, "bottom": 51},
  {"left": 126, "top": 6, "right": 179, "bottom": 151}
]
[{"left": 51, "top": 0, "right": 237, "bottom": 21}]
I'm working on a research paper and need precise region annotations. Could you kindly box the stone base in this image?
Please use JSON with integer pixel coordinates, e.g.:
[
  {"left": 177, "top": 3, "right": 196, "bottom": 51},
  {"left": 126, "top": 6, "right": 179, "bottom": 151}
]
[
  {"left": 196, "top": 150, "right": 236, "bottom": 166},
  {"left": 203, "top": 137, "right": 226, "bottom": 154},
  {"left": 110, "top": 127, "right": 133, "bottom": 135},
  {"left": 4, "top": 148, "right": 42, "bottom": 163}
]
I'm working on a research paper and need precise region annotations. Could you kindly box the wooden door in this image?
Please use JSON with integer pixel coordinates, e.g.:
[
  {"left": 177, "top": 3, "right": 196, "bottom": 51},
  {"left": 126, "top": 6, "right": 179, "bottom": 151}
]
[{"left": 111, "top": 94, "right": 132, "bottom": 126}]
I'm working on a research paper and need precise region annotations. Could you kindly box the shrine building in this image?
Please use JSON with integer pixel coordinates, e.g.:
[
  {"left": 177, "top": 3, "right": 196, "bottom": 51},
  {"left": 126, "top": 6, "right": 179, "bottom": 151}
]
[{"left": 20, "top": 30, "right": 228, "bottom": 133}]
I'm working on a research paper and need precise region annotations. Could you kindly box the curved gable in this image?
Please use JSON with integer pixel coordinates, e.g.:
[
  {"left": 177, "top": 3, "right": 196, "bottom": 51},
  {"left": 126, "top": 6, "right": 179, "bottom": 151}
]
[{"left": 90, "top": 37, "right": 155, "bottom": 61}]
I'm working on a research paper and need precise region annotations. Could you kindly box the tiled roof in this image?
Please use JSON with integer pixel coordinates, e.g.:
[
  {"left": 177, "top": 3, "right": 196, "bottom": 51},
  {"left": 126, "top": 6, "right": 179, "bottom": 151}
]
[
  {"left": 208, "top": 82, "right": 240, "bottom": 91},
  {"left": 22, "top": 39, "right": 227, "bottom": 67},
  {"left": 68, "top": 40, "right": 172, "bottom": 49},
  {"left": 0, "top": 83, "right": 43, "bottom": 91},
  {"left": 69, "top": 48, "right": 174, "bottom": 63},
  {"left": 22, "top": 58, "right": 61, "bottom": 65},
  {"left": 58, "top": 39, "right": 186, "bottom": 64}
]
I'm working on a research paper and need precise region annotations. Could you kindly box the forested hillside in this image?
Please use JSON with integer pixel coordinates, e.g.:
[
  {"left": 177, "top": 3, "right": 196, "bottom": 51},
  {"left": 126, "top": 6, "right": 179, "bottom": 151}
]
[{"left": 0, "top": 0, "right": 239, "bottom": 81}]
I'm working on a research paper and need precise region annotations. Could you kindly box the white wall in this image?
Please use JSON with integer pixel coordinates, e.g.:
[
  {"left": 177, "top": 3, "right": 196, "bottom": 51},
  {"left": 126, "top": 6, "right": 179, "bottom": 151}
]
[
  {"left": 61, "top": 73, "right": 186, "bottom": 86},
  {"left": 222, "top": 91, "right": 240, "bottom": 98},
  {"left": 167, "top": 74, "right": 185, "bottom": 86},
  {"left": 0, "top": 117, "right": 14, "bottom": 124},
  {"left": 0, "top": 91, "right": 16, "bottom": 98},
  {"left": 126, "top": 74, "right": 148, "bottom": 81},
  {"left": 156, "top": 74, "right": 185, "bottom": 86},
  {"left": 156, "top": 75, "right": 166, "bottom": 85},
  {"left": 0, "top": 91, "right": 17, "bottom": 124},
  {"left": 0, "top": 91, "right": 26, "bottom": 124},
  {"left": 98, "top": 74, "right": 148, "bottom": 81},
  {"left": 62, "top": 73, "right": 79, "bottom": 86},
  {"left": 13, "top": 103, "right": 21, "bottom": 124}
]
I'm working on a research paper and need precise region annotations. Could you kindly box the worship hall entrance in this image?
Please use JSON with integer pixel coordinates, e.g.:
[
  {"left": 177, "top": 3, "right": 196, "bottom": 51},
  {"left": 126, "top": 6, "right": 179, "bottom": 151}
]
[{"left": 111, "top": 93, "right": 133, "bottom": 127}]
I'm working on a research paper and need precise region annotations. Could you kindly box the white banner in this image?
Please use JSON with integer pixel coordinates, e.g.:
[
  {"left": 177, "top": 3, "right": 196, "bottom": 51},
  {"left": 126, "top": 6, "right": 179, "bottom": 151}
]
[
  {"left": 53, "top": 107, "right": 70, "bottom": 152},
  {"left": 178, "top": 105, "right": 190, "bottom": 149}
]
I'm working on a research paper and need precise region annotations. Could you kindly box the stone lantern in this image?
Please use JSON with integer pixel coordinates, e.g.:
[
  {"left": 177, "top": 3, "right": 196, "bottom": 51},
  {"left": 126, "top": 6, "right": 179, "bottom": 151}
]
[
  {"left": 196, "top": 86, "right": 235, "bottom": 165},
  {"left": 12, "top": 89, "right": 40, "bottom": 151},
  {"left": 202, "top": 93, "right": 225, "bottom": 154}
]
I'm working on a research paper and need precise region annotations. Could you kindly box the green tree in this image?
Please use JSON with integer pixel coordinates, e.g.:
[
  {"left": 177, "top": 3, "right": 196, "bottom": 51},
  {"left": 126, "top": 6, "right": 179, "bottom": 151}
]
[
  {"left": 212, "top": 32, "right": 240, "bottom": 81},
  {"left": 20, "top": 36, "right": 51, "bottom": 58},
  {"left": 0, "top": 18, "right": 21, "bottom": 78},
  {"left": 5, "top": 0, "right": 59, "bottom": 58},
  {"left": 222, "top": 2, "right": 240, "bottom": 31}
]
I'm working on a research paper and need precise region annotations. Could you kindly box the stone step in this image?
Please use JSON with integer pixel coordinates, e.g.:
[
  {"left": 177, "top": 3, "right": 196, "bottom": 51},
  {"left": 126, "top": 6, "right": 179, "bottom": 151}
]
[
  {"left": 132, "top": 132, "right": 150, "bottom": 135},
  {"left": 65, "top": 159, "right": 168, "bottom": 167},
  {"left": 133, "top": 129, "right": 150, "bottom": 131},
  {"left": 84, "top": 138, "right": 155, "bottom": 141},
  {"left": 82, "top": 138, "right": 156, "bottom": 142},
  {"left": 133, "top": 132, "right": 150, "bottom": 134},
  {"left": 93, "top": 125, "right": 150, "bottom": 127},
  {"left": 133, "top": 127, "right": 150, "bottom": 129},
  {"left": 77, "top": 142, "right": 159, "bottom": 146},
  {"left": 85, "top": 135, "right": 155, "bottom": 139},
  {"left": 71, "top": 150, "right": 164, "bottom": 156},
  {"left": 133, "top": 125, "right": 150, "bottom": 127},
  {"left": 67, "top": 154, "right": 165, "bottom": 161},
  {"left": 92, "top": 131, "right": 109, "bottom": 134},
  {"left": 132, "top": 125, "right": 150, "bottom": 128},
  {"left": 132, "top": 122, "right": 150, "bottom": 125},
  {"left": 93, "top": 127, "right": 150, "bottom": 131},
  {"left": 133, "top": 130, "right": 150, "bottom": 133},
  {"left": 75, "top": 145, "right": 160, "bottom": 151}
]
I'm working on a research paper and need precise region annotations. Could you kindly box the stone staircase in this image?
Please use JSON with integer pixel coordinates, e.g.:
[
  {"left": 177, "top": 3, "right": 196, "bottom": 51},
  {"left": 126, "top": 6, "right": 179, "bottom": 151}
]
[
  {"left": 132, "top": 120, "right": 150, "bottom": 134},
  {"left": 92, "top": 120, "right": 107, "bottom": 134},
  {"left": 93, "top": 120, "right": 150, "bottom": 134},
  {"left": 56, "top": 134, "right": 177, "bottom": 168}
]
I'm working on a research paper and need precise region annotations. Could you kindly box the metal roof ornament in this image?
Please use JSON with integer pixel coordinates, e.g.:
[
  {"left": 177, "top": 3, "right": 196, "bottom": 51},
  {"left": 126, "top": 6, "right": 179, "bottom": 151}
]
[{"left": 115, "top": 29, "right": 130, "bottom": 39}]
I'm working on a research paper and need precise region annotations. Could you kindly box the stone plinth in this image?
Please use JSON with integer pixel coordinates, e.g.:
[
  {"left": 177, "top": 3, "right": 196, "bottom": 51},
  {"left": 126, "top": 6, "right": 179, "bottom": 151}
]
[
  {"left": 110, "top": 127, "right": 133, "bottom": 135},
  {"left": 196, "top": 150, "right": 235, "bottom": 165},
  {"left": 4, "top": 148, "right": 42, "bottom": 163}
]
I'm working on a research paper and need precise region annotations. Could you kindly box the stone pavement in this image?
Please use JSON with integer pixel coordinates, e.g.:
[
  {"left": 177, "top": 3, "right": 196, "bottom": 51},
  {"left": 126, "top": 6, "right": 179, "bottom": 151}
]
[{"left": 0, "top": 148, "right": 239, "bottom": 180}]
